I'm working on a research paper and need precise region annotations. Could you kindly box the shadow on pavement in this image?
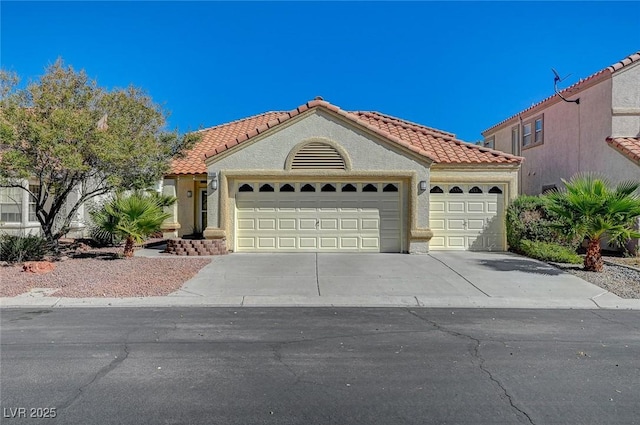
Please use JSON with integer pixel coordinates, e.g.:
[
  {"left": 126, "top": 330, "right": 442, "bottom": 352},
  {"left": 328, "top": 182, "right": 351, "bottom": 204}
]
[{"left": 476, "top": 258, "right": 564, "bottom": 276}]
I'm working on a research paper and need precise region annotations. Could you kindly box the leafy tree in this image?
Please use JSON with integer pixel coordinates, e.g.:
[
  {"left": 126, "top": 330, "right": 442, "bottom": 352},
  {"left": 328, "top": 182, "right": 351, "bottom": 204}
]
[
  {"left": 545, "top": 173, "right": 640, "bottom": 272},
  {"left": 90, "top": 191, "right": 171, "bottom": 257},
  {"left": 0, "top": 59, "right": 198, "bottom": 247}
]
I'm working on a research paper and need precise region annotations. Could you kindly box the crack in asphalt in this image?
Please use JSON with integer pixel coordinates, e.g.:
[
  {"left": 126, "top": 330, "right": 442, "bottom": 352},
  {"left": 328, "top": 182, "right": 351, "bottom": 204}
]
[
  {"left": 406, "top": 309, "right": 535, "bottom": 425},
  {"left": 57, "top": 343, "right": 130, "bottom": 411},
  {"left": 589, "top": 310, "right": 640, "bottom": 331}
]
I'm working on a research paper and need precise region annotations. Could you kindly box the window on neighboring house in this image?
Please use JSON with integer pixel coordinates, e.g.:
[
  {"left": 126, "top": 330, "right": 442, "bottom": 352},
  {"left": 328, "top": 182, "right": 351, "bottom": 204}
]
[
  {"left": 0, "top": 187, "right": 22, "bottom": 223},
  {"left": 28, "top": 185, "right": 39, "bottom": 222},
  {"left": 511, "top": 125, "right": 520, "bottom": 155},
  {"left": 523, "top": 115, "right": 543, "bottom": 148},
  {"left": 522, "top": 122, "right": 532, "bottom": 147},
  {"left": 483, "top": 137, "right": 495, "bottom": 149},
  {"left": 534, "top": 117, "right": 543, "bottom": 144}
]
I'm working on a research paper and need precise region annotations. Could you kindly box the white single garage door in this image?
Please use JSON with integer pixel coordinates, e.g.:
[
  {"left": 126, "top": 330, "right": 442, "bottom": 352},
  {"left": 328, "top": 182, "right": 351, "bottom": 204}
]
[
  {"left": 235, "top": 182, "right": 401, "bottom": 252},
  {"left": 429, "top": 184, "right": 505, "bottom": 251}
]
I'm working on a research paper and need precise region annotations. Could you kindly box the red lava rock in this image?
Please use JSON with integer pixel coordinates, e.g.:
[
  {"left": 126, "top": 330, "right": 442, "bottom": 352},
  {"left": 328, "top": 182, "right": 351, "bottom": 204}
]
[{"left": 22, "top": 261, "right": 56, "bottom": 274}]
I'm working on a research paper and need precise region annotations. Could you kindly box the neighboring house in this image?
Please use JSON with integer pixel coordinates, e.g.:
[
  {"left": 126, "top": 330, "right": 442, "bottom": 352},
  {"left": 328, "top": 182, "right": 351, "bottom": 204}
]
[
  {"left": 482, "top": 51, "right": 640, "bottom": 195},
  {"left": 0, "top": 180, "right": 89, "bottom": 238},
  {"left": 162, "top": 97, "right": 522, "bottom": 253}
]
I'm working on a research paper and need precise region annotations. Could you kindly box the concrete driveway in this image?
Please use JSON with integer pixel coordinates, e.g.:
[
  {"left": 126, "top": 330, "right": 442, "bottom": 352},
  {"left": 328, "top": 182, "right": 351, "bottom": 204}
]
[{"left": 172, "top": 251, "right": 627, "bottom": 309}]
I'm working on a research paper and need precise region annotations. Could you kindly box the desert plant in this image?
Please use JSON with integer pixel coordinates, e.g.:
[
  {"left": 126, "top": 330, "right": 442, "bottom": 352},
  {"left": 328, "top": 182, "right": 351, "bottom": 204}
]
[
  {"left": 0, "top": 234, "right": 48, "bottom": 263},
  {"left": 545, "top": 173, "right": 640, "bottom": 272},
  {"left": 506, "top": 195, "right": 579, "bottom": 251},
  {"left": 89, "top": 191, "right": 170, "bottom": 257},
  {"left": 519, "top": 240, "right": 582, "bottom": 264}
]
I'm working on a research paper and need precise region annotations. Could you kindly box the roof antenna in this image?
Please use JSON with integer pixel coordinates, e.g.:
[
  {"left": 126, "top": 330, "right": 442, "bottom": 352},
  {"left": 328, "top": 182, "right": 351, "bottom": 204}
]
[{"left": 552, "top": 68, "right": 580, "bottom": 105}]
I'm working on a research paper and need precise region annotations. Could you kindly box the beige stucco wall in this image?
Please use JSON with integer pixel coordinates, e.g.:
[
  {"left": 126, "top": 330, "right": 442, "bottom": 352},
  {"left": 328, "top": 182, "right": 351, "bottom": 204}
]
[
  {"left": 611, "top": 61, "right": 640, "bottom": 138},
  {"left": 486, "top": 75, "right": 639, "bottom": 195},
  {"left": 204, "top": 109, "right": 432, "bottom": 252}
]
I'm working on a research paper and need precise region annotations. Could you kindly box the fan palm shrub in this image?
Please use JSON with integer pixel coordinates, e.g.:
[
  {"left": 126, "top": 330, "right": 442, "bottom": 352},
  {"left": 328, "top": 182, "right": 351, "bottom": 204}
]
[
  {"left": 545, "top": 173, "right": 640, "bottom": 272},
  {"left": 90, "top": 191, "right": 171, "bottom": 257}
]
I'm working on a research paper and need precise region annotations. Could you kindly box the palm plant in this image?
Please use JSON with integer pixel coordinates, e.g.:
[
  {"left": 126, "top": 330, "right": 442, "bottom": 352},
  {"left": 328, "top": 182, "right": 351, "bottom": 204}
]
[
  {"left": 545, "top": 173, "right": 640, "bottom": 272},
  {"left": 90, "top": 191, "right": 170, "bottom": 257}
]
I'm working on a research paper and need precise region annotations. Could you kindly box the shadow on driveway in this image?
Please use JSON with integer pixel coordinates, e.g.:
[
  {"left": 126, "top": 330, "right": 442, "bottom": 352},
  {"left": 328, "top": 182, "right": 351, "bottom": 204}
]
[{"left": 475, "top": 258, "right": 564, "bottom": 276}]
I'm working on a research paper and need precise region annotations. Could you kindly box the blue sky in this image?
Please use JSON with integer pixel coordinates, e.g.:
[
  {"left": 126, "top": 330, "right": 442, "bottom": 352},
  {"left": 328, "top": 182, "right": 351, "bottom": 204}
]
[{"left": 2, "top": 1, "right": 639, "bottom": 142}]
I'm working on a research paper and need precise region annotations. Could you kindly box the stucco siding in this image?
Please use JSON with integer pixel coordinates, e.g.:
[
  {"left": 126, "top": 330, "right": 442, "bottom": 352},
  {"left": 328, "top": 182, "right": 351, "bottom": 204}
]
[
  {"left": 206, "top": 110, "right": 431, "bottom": 229},
  {"left": 611, "top": 61, "right": 640, "bottom": 138}
]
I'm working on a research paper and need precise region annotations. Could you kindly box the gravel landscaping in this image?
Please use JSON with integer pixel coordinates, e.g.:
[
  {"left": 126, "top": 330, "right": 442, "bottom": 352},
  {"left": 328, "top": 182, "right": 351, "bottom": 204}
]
[
  {"left": 0, "top": 247, "right": 210, "bottom": 298},
  {"left": 550, "top": 258, "right": 640, "bottom": 299}
]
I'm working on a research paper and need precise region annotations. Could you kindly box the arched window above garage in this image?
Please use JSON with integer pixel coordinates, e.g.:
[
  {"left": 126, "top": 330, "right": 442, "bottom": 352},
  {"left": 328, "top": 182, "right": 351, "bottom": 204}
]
[
  {"left": 279, "top": 183, "right": 295, "bottom": 192},
  {"left": 285, "top": 140, "right": 350, "bottom": 170},
  {"left": 259, "top": 184, "right": 275, "bottom": 192},
  {"left": 449, "top": 186, "right": 463, "bottom": 194},
  {"left": 238, "top": 184, "right": 254, "bottom": 192},
  {"left": 489, "top": 186, "right": 503, "bottom": 194},
  {"left": 341, "top": 183, "right": 357, "bottom": 192},
  {"left": 383, "top": 184, "right": 399, "bottom": 192},
  {"left": 321, "top": 183, "right": 336, "bottom": 192},
  {"left": 430, "top": 186, "right": 444, "bottom": 193},
  {"left": 469, "top": 186, "right": 483, "bottom": 194},
  {"left": 362, "top": 183, "right": 378, "bottom": 192},
  {"left": 300, "top": 183, "right": 316, "bottom": 192}
]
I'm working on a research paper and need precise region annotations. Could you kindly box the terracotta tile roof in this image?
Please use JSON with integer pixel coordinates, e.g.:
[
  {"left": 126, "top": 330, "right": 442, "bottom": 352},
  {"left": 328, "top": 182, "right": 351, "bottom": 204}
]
[
  {"left": 170, "top": 112, "right": 287, "bottom": 175},
  {"left": 606, "top": 137, "right": 640, "bottom": 165},
  {"left": 483, "top": 51, "right": 640, "bottom": 135},
  {"left": 170, "top": 98, "right": 522, "bottom": 175}
]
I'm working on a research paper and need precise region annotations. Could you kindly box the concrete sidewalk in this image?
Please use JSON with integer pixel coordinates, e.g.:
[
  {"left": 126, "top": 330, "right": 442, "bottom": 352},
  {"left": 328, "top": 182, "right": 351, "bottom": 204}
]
[{"left": 2, "top": 251, "right": 639, "bottom": 310}]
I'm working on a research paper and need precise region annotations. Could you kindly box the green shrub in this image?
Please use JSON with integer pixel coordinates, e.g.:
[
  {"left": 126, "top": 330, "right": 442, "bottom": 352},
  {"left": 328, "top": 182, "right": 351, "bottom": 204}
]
[
  {"left": 0, "top": 234, "right": 49, "bottom": 263},
  {"left": 519, "top": 240, "right": 582, "bottom": 264},
  {"left": 506, "top": 195, "right": 580, "bottom": 251}
]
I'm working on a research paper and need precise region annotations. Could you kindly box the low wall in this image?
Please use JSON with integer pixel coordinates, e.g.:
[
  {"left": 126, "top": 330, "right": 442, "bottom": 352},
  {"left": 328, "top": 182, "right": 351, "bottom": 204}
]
[{"left": 164, "top": 239, "right": 227, "bottom": 256}]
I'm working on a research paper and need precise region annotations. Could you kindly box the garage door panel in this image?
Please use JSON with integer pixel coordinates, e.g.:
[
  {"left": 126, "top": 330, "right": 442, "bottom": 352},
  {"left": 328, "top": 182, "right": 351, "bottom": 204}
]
[
  {"left": 237, "top": 238, "right": 256, "bottom": 249},
  {"left": 299, "top": 238, "right": 318, "bottom": 249},
  {"left": 340, "top": 237, "right": 359, "bottom": 249},
  {"left": 320, "top": 237, "right": 338, "bottom": 248},
  {"left": 320, "top": 219, "right": 338, "bottom": 230},
  {"left": 448, "top": 202, "right": 465, "bottom": 212},
  {"left": 257, "top": 237, "right": 276, "bottom": 248},
  {"left": 257, "top": 219, "right": 276, "bottom": 230},
  {"left": 278, "top": 237, "right": 296, "bottom": 249},
  {"left": 429, "top": 186, "right": 505, "bottom": 251},
  {"left": 278, "top": 219, "right": 296, "bottom": 230},
  {"left": 237, "top": 219, "right": 256, "bottom": 230},
  {"left": 447, "top": 219, "right": 466, "bottom": 230},
  {"left": 467, "top": 219, "right": 486, "bottom": 231},
  {"left": 236, "top": 183, "right": 401, "bottom": 253},
  {"left": 430, "top": 201, "right": 445, "bottom": 212},
  {"left": 340, "top": 218, "right": 358, "bottom": 230},
  {"left": 466, "top": 202, "right": 485, "bottom": 213},
  {"left": 299, "top": 219, "right": 317, "bottom": 230}
]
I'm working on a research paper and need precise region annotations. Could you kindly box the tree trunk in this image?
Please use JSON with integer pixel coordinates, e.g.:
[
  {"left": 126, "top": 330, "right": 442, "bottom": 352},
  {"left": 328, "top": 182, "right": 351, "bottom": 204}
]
[
  {"left": 123, "top": 236, "right": 135, "bottom": 258},
  {"left": 584, "top": 238, "right": 603, "bottom": 272}
]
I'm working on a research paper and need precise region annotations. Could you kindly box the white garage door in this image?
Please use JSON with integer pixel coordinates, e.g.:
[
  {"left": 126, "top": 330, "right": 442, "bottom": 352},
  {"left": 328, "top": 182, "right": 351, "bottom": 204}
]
[
  {"left": 429, "top": 184, "right": 505, "bottom": 251},
  {"left": 235, "top": 182, "right": 401, "bottom": 252}
]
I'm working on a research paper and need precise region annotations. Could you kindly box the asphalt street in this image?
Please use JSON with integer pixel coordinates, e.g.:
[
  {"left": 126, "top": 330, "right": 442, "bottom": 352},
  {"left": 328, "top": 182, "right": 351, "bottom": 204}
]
[{"left": 1, "top": 307, "right": 639, "bottom": 424}]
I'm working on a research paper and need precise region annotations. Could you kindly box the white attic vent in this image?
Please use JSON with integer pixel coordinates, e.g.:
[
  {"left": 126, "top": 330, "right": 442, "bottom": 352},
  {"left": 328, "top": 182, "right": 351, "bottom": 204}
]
[{"left": 290, "top": 142, "right": 346, "bottom": 170}]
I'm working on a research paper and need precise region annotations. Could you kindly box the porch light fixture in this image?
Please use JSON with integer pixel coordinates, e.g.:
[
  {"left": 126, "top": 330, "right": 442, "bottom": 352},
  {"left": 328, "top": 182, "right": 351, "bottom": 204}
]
[
  {"left": 186, "top": 190, "right": 193, "bottom": 198},
  {"left": 419, "top": 180, "right": 427, "bottom": 191},
  {"left": 208, "top": 171, "right": 218, "bottom": 191}
]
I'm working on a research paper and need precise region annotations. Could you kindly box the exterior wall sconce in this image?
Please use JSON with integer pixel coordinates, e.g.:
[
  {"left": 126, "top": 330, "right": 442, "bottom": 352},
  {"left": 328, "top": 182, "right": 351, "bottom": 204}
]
[
  {"left": 186, "top": 190, "right": 193, "bottom": 198},
  {"left": 419, "top": 180, "right": 427, "bottom": 191},
  {"left": 208, "top": 171, "right": 218, "bottom": 191}
]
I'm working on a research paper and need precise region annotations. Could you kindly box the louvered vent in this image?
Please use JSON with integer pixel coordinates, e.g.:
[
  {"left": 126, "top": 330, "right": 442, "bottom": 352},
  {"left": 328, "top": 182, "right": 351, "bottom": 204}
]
[{"left": 291, "top": 142, "right": 346, "bottom": 170}]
